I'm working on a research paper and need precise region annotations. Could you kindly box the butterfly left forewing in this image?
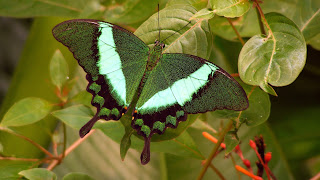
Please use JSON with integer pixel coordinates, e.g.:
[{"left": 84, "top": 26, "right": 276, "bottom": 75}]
[{"left": 52, "top": 19, "right": 149, "bottom": 137}]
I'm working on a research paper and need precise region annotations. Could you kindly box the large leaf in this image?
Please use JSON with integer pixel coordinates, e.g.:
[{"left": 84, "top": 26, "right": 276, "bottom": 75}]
[
  {"left": 103, "top": 0, "right": 158, "bottom": 24},
  {"left": 210, "top": 0, "right": 320, "bottom": 44},
  {"left": 209, "top": 0, "right": 250, "bottom": 17},
  {"left": 135, "top": 4, "right": 213, "bottom": 60},
  {"left": 0, "top": 0, "right": 86, "bottom": 17},
  {"left": 0, "top": 97, "right": 53, "bottom": 127},
  {"left": 238, "top": 13, "right": 307, "bottom": 95}
]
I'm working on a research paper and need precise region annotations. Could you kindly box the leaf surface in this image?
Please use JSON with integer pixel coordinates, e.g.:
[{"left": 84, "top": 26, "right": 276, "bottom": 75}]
[{"left": 238, "top": 13, "right": 306, "bottom": 95}]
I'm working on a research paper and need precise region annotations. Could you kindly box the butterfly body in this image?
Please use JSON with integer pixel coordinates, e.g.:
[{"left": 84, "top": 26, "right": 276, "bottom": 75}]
[{"left": 52, "top": 19, "right": 249, "bottom": 165}]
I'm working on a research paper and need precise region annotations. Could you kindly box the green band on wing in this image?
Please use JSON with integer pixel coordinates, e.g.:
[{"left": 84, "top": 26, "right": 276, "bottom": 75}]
[
  {"left": 93, "top": 95, "right": 104, "bottom": 107},
  {"left": 135, "top": 119, "right": 144, "bottom": 126},
  {"left": 89, "top": 82, "right": 101, "bottom": 93},
  {"left": 97, "top": 22, "right": 127, "bottom": 106},
  {"left": 166, "top": 115, "right": 177, "bottom": 126},
  {"left": 176, "top": 110, "right": 184, "bottom": 118},
  {"left": 137, "top": 63, "right": 218, "bottom": 114},
  {"left": 92, "top": 76, "right": 99, "bottom": 81},
  {"left": 141, "top": 125, "right": 151, "bottom": 137},
  {"left": 111, "top": 108, "right": 120, "bottom": 117},
  {"left": 153, "top": 121, "right": 165, "bottom": 132},
  {"left": 99, "top": 108, "right": 111, "bottom": 116}
]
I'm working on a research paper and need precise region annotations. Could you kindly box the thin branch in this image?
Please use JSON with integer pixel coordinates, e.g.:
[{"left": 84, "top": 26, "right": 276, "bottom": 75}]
[
  {"left": 0, "top": 156, "right": 39, "bottom": 162},
  {"left": 197, "top": 119, "right": 234, "bottom": 180},
  {"left": 255, "top": 5, "right": 266, "bottom": 35},
  {"left": 62, "top": 123, "right": 67, "bottom": 159},
  {"left": 230, "top": 154, "right": 242, "bottom": 180},
  {"left": 0, "top": 127, "right": 54, "bottom": 158},
  {"left": 46, "top": 129, "right": 96, "bottom": 171},
  {"left": 226, "top": 18, "right": 245, "bottom": 45}
]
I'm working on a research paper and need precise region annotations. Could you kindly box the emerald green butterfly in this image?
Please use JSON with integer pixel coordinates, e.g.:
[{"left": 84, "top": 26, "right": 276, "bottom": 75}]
[{"left": 52, "top": 19, "right": 248, "bottom": 165}]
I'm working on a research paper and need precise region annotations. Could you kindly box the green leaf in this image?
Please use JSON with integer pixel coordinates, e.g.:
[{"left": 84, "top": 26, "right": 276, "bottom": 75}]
[
  {"left": 103, "top": 0, "right": 158, "bottom": 24},
  {"left": 238, "top": 12, "right": 307, "bottom": 95},
  {"left": 19, "top": 168, "right": 57, "bottom": 180},
  {"left": 135, "top": 4, "right": 213, "bottom": 60},
  {"left": 62, "top": 172, "right": 95, "bottom": 180},
  {"left": 50, "top": 49, "right": 69, "bottom": 90},
  {"left": 0, "top": 0, "right": 86, "bottom": 18},
  {"left": 70, "top": 90, "right": 92, "bottom": 107},
  {"left": 51, "top": 105, "right": 93, "bottom": 129},
  {"left": 0, "top": 162, "right": 33, "bottom": 180},
  {"left": 120, "top": 129, "right": 133, "bottom": 160},
  {"left": 210, "top": 0, "right": 250, "bottom": 17},
  {"left": 224, "top": 131, "right": 239, "bottom": 154},
  {"left": 190, "top": 8, "right": 214, "bottom": 20},
  {"left": 309, "top": 33, "right": 320, "bottom": 50},
  {"left": 0, "top": 97, "right": 53, "bottom": 127}
]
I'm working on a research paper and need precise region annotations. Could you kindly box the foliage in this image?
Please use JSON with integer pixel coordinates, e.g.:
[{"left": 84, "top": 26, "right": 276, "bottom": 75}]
[{"left": 0, "top": 0, "right": 319, "bottom": 179}]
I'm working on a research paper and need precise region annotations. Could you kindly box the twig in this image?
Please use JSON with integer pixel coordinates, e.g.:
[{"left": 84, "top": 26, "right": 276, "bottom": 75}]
[
  {"left": 0, "top": 156, "right": 39, "bottom": 162},
  {"left": 226, "top": 18, "right": 245, "bottom": 45},
  {"left": 0, "top": 127, "right": 54, "bottom": 158},
  {"left": 254, "top": 3, "right": 266, "bottom": 35},
  {"left": 46, "top": 129, "right": 95, "bottom": 170},
  {"left": 197, "top": 119, "right": 233, "bottom": 180}
]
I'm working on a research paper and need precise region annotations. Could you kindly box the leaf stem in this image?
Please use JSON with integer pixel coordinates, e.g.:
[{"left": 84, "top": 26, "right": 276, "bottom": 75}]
[
  {"left": 255, "top": 4, "right": 266, "bottom": 35},
  {"left": 253, "top": 0, "right": 273, "bottom": 38},
  {"left": 0, "top": 127, "right": 54, "bottom": 158},
  {"left": 197, "top": 119, "right": 234, "bottom": 180},
  {"left": 226, "top": 18, "right": 245, "bottom": 45}
]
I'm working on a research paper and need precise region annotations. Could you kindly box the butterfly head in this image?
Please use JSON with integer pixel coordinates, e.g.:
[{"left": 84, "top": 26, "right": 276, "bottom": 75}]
[{"left": 154, "top": 40, "right": 165, "bottom": 50}]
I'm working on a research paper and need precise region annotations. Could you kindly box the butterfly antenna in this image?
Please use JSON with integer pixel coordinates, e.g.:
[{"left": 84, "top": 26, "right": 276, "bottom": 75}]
[
  {"left": 162, "top": 21, "right": 191, "bottom": 43},
  {"left": 158, "top": 3, "right": 160, "bottom": 41}
]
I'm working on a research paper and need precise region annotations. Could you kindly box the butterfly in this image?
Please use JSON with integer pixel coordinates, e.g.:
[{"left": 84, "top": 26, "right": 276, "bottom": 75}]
[{"left": 52, "top": 18, "right": 249, "bottom": 165}]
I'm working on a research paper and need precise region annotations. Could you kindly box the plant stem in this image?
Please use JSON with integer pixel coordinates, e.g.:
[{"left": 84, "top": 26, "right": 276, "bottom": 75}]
[
  {"left": 230, "top": 154, "right": 242, "bottom": 180},
  {"left": 253, "top": 0, "right": 273, "bottom": 38},
  {"left": 0, "top": 156, "right": 39, "bottom": 162},
  {"left": 255, "top": 4, "right": 266, "bottom": 35},
  {"left": 46, "top": 129, "right": 95, "bottom": 171},
  {"left": 0, "top": 127, "right": 54, "bottom": 158},
  {"left": 226, "top": 18, "right": 245, "bottom": 45},
  {"left": 62, "top": 123, "right": 67, "bottom": 159},
  {"left": 197, "top": 119, "right": 234, "bottom": 180}
]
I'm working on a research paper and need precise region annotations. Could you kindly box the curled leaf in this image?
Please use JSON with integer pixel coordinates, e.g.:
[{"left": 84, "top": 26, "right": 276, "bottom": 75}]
[{"left": 239, "top": 13, "right": 307, "bottom": 95}]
